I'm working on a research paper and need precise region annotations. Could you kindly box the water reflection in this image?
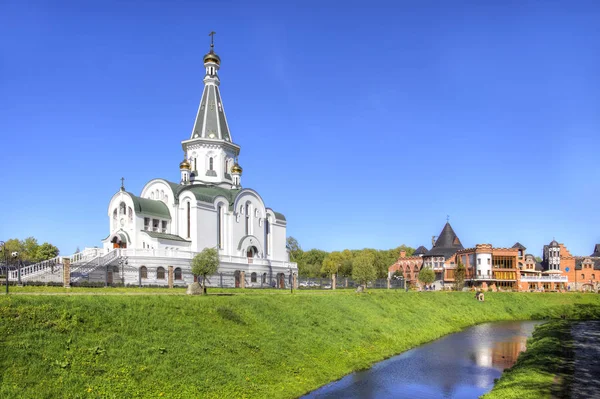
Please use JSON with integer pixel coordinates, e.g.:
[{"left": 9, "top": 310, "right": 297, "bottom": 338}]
[{"left": 302, "top": 321, "right": 539, "bottom": 399}]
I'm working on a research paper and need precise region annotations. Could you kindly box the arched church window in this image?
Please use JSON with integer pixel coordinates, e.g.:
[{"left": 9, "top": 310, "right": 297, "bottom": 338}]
[
  {"left": 113, "top": 209, "right": 117, "bottom": 221},
  {"left": 582, "top": 274, "right": 585, "bottom": 280},
  {"left": 160, "top": 190, "right": 164, "bottom": 199},
  {"left": 128, "top": 207, "right": 133, "bottom": 221},
  {"left": 209, "top": 157, "right": 214, "bottom": 171},
  {"left": 262, "top": 273, "right": 267, "bottom": 284},
  {"left": 245, "top": 202, "right": 250, "bottom": 235},
  {"left": 251, "top": 272, "right": 257, "bottom": 283},
  {"left": 186, "top": 202, "right": 191, "bottom": 239},
  {"left": 157, "top": 267, "right": 166, "bottom": 280},
  {"left": 151, "top": 193, "right": 155, "bottom": 200},
  {"left": 140, "top": 266, "right": 148, "bottom": 279},
  {"left": 217, "top": 204, "right": 224, "bottom": 249},
  {"left": 119, "top": 202, "right": 126, "bottom": 215},
  {"left": 174, "top": 267, "right": 182, "bottom": 280}
]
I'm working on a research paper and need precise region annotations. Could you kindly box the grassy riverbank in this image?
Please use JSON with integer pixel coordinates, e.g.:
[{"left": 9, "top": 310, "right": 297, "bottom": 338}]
[
  {"left": 482, "top": 320, "right": 574, "bottom": 399},
  {"left": 1, "top": 291, "right": 599, "bottom": 398}
]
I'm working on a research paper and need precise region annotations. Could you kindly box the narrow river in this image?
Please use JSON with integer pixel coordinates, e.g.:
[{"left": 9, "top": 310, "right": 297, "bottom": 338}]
[{"left": 302, "top": 320, "right": 540, "bottom": 399}]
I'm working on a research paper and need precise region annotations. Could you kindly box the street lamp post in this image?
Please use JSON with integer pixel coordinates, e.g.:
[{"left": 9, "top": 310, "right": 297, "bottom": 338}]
[{"left": 118, "top": 256, "right": 128, "bottom": 287}]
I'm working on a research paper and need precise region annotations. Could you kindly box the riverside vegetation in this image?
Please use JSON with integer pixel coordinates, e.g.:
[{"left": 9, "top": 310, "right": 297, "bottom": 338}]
[{"left": 1, "top": 291, "right": 600, "bottom": 398}]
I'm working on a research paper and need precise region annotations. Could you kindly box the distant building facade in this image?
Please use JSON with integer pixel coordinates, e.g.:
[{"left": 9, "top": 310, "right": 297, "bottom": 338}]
[{"left": 388, "top": 222, "right": 600, "bottom": 292}]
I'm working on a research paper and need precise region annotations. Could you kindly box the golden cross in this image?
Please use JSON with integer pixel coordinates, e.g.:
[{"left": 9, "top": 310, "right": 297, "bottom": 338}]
[{"left": 208, "top": 31, "right": 216, "bottom": 49}]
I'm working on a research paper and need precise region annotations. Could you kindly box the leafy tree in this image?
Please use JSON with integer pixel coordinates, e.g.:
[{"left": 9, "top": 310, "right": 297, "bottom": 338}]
[
  {"left": 191, "top": 248, "right": 220, "bottom": 295},
  {"left": 352, "top": 251, "right": 376, "bottom": 290},
  {"left": 392, "top": 270, "right": 403, "bottom": 279},
  {"left": 321, "top": 251, "right": 349, "bottom": 276},
  {"left": 299, "top": 249, "right": 329, "bottom": 277},
  {"left": 454, "top": 260, "right": 466, "bottom": 291},
  {"left": 418, "top": 267, "right": 435, "bottom": 285},
  {"left": 286, "top": 236, "right": 303, "bottom": 262},
  {"left": 338, "top": 249, "right": 354, "bottom": 277},
  {"left": 22, "top": 237, "right": 39, "bottom": 262},
  {"left": 535, "top": 256, "right": 542, "bottom": 263},
  {"left": 37, "top": 243, "right": 60, "bottom": 261}
]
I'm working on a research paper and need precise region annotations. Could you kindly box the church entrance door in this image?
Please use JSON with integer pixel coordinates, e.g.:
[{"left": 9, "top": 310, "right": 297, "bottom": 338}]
[
  {"left": 278, "top": 273, "right": 285, "bottom": 289},
  {"left": 246, "top": 246, "right": 257, "bottom": 264}
]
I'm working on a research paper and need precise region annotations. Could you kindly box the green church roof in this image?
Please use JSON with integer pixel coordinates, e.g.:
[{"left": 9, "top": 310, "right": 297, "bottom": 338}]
[
  {"left": 127, "top": 192, "right": 171, "bottom": 219},
  {"left": 142, "top": 231, "right": 190, "bottom": 242}
]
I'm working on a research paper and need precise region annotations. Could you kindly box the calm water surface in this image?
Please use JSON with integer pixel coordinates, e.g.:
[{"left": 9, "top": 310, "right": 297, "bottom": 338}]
[{"left": 302, "top": 320, "right": 540, "bottom": 399}]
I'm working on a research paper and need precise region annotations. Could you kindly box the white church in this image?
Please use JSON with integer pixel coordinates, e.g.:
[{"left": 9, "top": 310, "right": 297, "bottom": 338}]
[{"left": 11, "top": 38, "right": 297, "bottom": 288}]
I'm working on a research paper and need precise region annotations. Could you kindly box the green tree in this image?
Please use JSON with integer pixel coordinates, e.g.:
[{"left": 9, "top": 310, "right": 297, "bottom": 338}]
[
  {"left": 535, "top": 256, "right": 542, "bottom": 263},
  {"left": 352, "top": 251, "right": 376, "bottom": 290},
  {"left": 418, "top": 267, "right": 435, "bottom": 285},
  {"left": 191, "top": 247, "right": 220, "bottom": 295},
  {"left": 22, "top": 237, "right": 40, "bottom": 262},
  {"left": 454, "top": 260, "right": 466, "bottom": 291},
  {"left": 338, "top": 249, "right": 354, "bottom": 277},
  {"left": 321, "top": 251, "right": 349, "bottom": 276},
  {"left": 299, "top": 249, "right": 329, "bottom": 277},
  {"left": 36, "top": 243, "right": 60, "bottom": 261},
  {"left": 286, "top": 236, "right": 303, "bottom": 262}
]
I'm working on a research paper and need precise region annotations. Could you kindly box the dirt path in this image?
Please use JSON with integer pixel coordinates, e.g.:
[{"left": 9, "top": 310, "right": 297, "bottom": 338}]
[{"left": 570, "top": 320, "right": 600, "bottom": 398}]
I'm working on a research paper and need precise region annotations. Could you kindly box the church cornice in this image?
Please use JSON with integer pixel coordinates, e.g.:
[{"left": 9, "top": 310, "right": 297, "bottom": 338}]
[{"left": 181, "top": 138, "right": 240, "bottom": 153}]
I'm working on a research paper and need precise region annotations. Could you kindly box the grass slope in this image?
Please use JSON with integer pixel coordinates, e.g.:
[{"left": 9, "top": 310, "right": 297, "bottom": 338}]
[
  {"left": 482, "top": 320, "right": 575, "bottom": 399},
  {"left": 1, "top": 291, "right": 599, "bottom": 398}
]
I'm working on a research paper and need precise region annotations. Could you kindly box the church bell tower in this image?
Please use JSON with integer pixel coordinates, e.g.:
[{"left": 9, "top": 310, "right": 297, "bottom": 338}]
[{"left": 180, "top": 32, "right": 241, "bottom": 189}]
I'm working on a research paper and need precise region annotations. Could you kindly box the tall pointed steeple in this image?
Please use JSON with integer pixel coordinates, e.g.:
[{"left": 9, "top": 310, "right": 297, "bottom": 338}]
[
  {"left": 181, "top": 33, "right": 241, "bottom": 188},
  {"left": 190, "top": 32, "right": 233, "bottom": 142}
]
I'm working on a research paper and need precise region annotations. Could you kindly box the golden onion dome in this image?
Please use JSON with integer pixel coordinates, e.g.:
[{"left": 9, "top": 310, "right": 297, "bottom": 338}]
[
  {"left": 203, "top": 51, "right": 221, "bottom": 65},
  {"left": 231, "top": 163, "right": 243, "bottom": 174},
  {"left": 180, "top": 159, "right": 191, "bottom": 170}
]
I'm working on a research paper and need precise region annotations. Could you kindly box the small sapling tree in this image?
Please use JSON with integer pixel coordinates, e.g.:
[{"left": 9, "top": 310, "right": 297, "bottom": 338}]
[
  {"left": 191, "top": 247, "right": 220, "bottom": 295},
  {"left": 418, "top": 267, "right": 435, "bottom": 286},
  {"left": 352, "top": 251, "right": 376, "bottom": 291}
]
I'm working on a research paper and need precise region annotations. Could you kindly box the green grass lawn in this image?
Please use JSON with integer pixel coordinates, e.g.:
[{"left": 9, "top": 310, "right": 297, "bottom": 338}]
[
  {"left": 482, "top": 319, "right": 574, "bottom": 399},
  {"left": 1, "top": 291, "right": 599, "bottom": 398}
]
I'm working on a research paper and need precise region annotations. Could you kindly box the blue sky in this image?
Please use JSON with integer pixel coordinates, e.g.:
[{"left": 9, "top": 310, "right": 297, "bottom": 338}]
[{"left": 1, "top": 0, "right": 599, "bottom": 257}]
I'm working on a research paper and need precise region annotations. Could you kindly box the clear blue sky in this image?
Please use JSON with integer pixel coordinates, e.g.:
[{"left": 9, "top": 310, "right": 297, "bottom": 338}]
[{"left": 1, "top": 0, "right": 599, "bottom": 258}]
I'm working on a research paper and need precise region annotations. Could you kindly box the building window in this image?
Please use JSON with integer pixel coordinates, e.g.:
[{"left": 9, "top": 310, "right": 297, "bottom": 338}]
[
  {"left": 152, "top": 219, "right": 159, "bottom": 232},
  {"left": 487, "top": 258, "right": 490, "bottom": 265},
  {"left": 251, "top": 272, "right": 257, "bottom": 283},
  {"left": 113, "top": 209, "right": 118, "bottom": 221},
  {"left": 187, "top": 202, "right": 191, "bottom": 238},
  {"left": 217, "top": 204, "right": 224, "bottom": 249},
  {"left": 128, "top": 207, "right": 133, "bottom": 221},
  {"left": 245, "top": 202, "right": 250, "bottom": 235},
  {"left": 592, "top": 274, "right": 596, "bottom": 280},
  {"left": 119, "top": 202, "right": 126, "bottom": 215},
  {"left": 174, "top": 267, "right": 182, "bottom": 280},
  {"left": 265, "top": 218, "right": 270, "bottom": 256},
  {"left": 209, "top": 157, "right": 214, "bottom": 170},
  {"left": 144, "top": 218, "right": 150, "bottom": 231},
  {"left": 157, "top": 267, "right": 166, "bottom": 279},
  {"left": 161, "top": 220, "right": 167, "bottom": 233},
  {"left": 262, "top": 273, "right": 267, "bottom": 284},
  {"left": 140, "top": 266, "right": 148, "bottom": 279},
  {"left": 477, "top": 258, "right": 481, "bottom": 265}
]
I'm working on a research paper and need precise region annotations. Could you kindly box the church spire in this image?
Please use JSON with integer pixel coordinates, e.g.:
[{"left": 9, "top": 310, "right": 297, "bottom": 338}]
[{"left": 189, "top": 32, "right": 233, "bottom": 143}]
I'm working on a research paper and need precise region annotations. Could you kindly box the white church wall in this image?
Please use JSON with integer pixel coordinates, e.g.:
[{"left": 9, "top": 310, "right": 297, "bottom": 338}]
[{"left": 195, "top": 205, "right": 218, "bottom": 252}]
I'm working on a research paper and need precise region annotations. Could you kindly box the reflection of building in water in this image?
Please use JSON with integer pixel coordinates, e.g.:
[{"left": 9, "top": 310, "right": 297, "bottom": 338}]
[
  {"left": 473, "top": 339, "right": 526, "bottom": 370},
  {"left": 491, "top": 341, "right": 525, "bottom": 369}
]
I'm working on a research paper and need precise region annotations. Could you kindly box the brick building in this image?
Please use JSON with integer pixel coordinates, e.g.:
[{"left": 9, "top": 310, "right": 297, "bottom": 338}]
[{"left": 388, "top": 221, "right": 600, "bottom": 292}]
